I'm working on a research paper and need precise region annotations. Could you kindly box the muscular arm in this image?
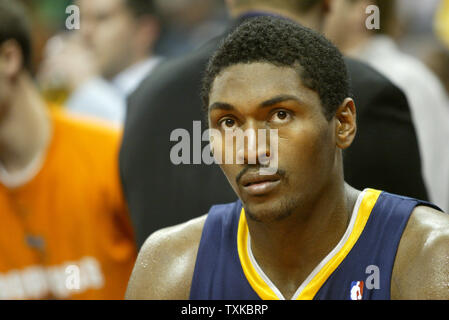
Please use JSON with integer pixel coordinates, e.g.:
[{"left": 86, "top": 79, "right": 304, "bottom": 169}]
[
  {"left": 125, "top": 216, "right": 206, "bottom": 300},
  {"left": 392, "top": 206, "right": 449, "bottom": 299}
]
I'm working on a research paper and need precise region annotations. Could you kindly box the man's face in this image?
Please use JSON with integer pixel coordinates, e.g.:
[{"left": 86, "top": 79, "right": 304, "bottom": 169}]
[
  {"left": 208, "top": 62, "right": 338, "bottom": 222},
  {"left": 78, "top": 0, "right": 136, "bottom": 79}
]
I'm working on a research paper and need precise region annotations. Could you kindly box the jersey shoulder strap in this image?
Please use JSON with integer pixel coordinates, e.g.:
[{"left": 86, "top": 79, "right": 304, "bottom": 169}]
[
  {"left": 315, "top": 191, "right": 442, "bottom": 300},
  {"left": 189, "top": 200, "right": 259, "bottom": 300}
]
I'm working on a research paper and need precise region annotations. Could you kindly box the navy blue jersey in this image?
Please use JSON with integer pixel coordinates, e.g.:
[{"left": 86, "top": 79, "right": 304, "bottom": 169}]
[{"left": 190, "top": 189, "right": 441, "bottom": 300}]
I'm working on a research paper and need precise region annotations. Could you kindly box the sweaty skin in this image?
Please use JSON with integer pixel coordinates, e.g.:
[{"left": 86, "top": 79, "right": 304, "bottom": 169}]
[
  {"left": 126, "top": 215, "right": 206, "bottom": 299},
  {"left": 125, "top": 63, "right": 449, "bottom": 300}
]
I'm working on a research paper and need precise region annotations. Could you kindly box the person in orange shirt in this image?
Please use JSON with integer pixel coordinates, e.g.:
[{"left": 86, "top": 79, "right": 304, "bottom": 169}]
[{"left": 0, "top": 0, "right": 136, "bottom": 299}]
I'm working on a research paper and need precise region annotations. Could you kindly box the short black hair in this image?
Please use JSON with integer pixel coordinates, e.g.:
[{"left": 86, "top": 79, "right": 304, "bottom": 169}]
[
  {"left": 0, "top": 0, "right": 32, "bottom": 71},
  {"left": 201, "top": 16, "right": 351, "bottom": 120}
]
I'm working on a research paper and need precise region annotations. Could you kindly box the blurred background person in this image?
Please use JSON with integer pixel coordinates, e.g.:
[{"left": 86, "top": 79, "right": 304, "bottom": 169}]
[
  {"left": 396, "top": 0, "right": 442, "bottom": 59},
  {"left": 0, "top": 0, "right": 135, "bottom": 299},
  {"left": 427, "top": 0, "right": 449, "bottom": 98},
  {"left": 154, "top": 0, "right": 228, "bottom": 57},
  {"left": 37, "top": 32, "right": 97, "bottom": 109},
  {"left": 435, "top": 0, "right": 449, "bottom": 49},
  {"left": 121, "top": 0, "right": 429, "bottom": 248},
  {"left": 323, "top": 0, "right": 449, "bottom": 212},
  {"left": 38, "top": 0, "right": 162, "bottom": 125}
]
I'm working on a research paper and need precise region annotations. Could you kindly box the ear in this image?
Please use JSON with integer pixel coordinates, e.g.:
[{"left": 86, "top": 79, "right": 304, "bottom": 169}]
[
  {"left": 0, "top": 40, "right": 24, "bottom": 80},
  {"left": 335, "top": 98, "right": 356, "bottom": 150}
]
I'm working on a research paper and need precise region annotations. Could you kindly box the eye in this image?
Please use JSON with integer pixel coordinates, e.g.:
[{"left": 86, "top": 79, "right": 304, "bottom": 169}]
[
  {"left": 270, "top": 110, "right": 291, "bottom": 124},
  {"left": 219, "top": 117, "right": 237, "bottom": 130}
]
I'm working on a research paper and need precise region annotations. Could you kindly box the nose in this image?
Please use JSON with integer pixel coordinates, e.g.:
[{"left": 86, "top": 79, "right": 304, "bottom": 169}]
[{"left": 235, "top": 126, "right": 272, "bottom": 166}]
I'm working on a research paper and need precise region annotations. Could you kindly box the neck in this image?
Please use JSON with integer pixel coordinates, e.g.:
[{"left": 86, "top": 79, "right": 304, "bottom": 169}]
[
  {"left": 105, "top": 53, "right": 151, "bottom": 81},
  {"left": 129, "top": 53, "right": 153, "bottom": 71},
  {"left": 0, "top": 73, "right": 51, "bottom": 178},
  {"left": 246, "top": 178, "right": 359, "bottom": 299}
]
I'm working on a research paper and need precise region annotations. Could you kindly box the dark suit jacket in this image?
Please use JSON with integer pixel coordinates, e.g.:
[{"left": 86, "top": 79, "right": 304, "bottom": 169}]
[{"left": 120, "top": 17, "right": 428, "bottom": 248}]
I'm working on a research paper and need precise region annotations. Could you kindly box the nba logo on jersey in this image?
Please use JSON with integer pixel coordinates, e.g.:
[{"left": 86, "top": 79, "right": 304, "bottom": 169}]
[{"left": 350, "top": 281, "right": 364, "bottom": 300}]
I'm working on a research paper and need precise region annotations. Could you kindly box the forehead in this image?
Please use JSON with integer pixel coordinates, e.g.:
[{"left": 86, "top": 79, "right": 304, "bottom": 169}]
[{"left": 209, "top": 62, "right": 320, "bottom": 109}]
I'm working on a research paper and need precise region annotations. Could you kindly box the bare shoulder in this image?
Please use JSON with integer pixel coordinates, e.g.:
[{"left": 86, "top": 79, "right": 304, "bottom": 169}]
[
  {"left": 392, "top": 205, "right": 449, "bottom": 299},
  {"left": 125, "top": 215, "right": 207, "bottom": 300}
]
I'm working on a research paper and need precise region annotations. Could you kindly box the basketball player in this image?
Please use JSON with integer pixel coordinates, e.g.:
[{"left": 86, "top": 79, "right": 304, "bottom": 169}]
[{"left": 126, "top": 17, "right": 449, "bottom": 300}]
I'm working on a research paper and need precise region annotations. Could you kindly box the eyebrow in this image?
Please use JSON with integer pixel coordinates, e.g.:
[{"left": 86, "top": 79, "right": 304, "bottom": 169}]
[
  {"left": 259, "top": 94, "right": 303, "bottom": 108},
  {"left": 209, "top": 94, "right": 303, "bottom": 111}
]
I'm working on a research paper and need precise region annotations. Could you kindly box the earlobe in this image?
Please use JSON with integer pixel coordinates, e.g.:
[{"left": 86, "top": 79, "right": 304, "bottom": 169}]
[{"left": 335, "top": 98, "right": 357, "bottom": 150}]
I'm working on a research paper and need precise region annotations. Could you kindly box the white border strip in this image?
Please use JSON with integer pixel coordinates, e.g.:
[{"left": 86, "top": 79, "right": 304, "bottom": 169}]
[{"left": 247, "top": 236, "right": 286, "bottom": 300}]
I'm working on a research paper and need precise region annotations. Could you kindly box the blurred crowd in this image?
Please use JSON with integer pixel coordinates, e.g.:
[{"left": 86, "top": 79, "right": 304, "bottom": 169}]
[
  {"left": 33, "top": 0, "right": 228, "bottom": 123},
  {"left": 0, "top": 0, "right": 448, "bottom": 300},
  {"left": 21, "top": 0, "right": 449, "bottom": 126},
  {"left": 22, "top": 0, "right": 448, "bottom": 102}
]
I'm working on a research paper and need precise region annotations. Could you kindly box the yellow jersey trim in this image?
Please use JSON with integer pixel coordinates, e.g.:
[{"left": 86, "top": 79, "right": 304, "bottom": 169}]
[
  {"left": 237, "top": 188, "right": 382, "bottom": 300},
  {"left": 237, "top": 210, "right": 280, "bottom": 300}
]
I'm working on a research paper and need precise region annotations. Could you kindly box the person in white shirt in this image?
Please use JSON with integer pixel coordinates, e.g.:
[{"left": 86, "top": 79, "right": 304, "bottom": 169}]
[
  {"left": 40, "top": 0, "right": 162, "bottom": 125},
  {"left": 324, "top": 0, "right": 449, "bottom": 212}
]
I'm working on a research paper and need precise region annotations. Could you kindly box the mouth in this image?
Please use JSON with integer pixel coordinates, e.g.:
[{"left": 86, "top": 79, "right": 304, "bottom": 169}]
[{"left": 240, "top": 173, "right": 281, "bottom": 196}]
